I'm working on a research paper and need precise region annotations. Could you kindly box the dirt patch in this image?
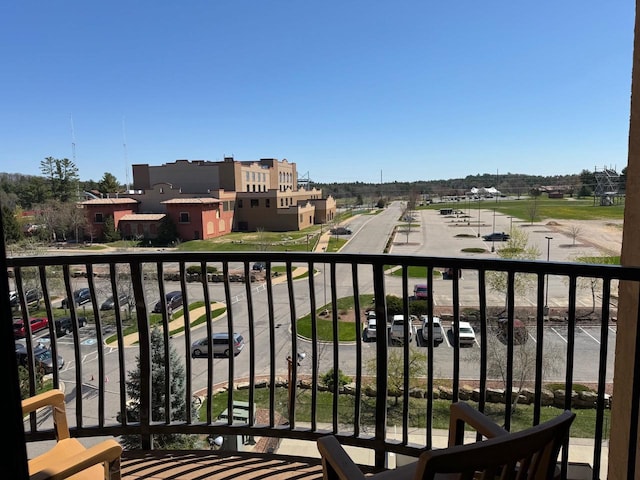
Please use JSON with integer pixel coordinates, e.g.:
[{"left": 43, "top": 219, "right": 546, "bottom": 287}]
[{"left": 544, "top": 219, "right": 622, "bottom": 257}]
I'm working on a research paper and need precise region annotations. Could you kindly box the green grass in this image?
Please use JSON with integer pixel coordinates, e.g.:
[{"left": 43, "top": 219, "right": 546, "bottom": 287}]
[
  {"left": 575, "top": 255, "right": 621, "bottom": 265},
  {"left": 296, "top": 294, "right": 374, "bottom": 342},
  {"left": 423, "top": 197, "right": 625, "bottom": 222},
  {"left": 388, "top": 265, "right": 442, "bottom": 278},
  {"left": 105, "top": 301, "right": 228, "bottom": 344},
  {"left": 202, "top": 387, "right": 608, "bottom": 439}
]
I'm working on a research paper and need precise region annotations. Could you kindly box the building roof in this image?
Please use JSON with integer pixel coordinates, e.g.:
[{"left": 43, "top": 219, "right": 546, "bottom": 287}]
[
  {"left": 161, "top": 197, "right": 221, "bottom": 205},
  {"left": 119, "top": 214, "right": 166, "bottom": 221},
  {"left": 81, "top": 198, "right": 139, "bottom": 205}
]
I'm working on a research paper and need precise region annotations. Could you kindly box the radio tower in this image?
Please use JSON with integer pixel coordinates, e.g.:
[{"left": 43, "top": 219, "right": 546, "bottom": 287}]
[
  {"left": 70, "top": 114, "right": 79, "bottom": 201},
  {"left": 122, "top": 116, "right": 130, "bottom": 191}
]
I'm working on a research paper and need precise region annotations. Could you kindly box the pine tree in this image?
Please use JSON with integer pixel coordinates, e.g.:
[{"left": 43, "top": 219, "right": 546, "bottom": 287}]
[
  {"left": 120, "top": 327, "right": 199, "bottom": 449},
  {"left": 102, "top": 215, "right": 120, "bottom": 242}
]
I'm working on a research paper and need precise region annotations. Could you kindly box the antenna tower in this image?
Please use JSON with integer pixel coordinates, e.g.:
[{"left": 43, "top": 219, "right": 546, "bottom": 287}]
[
  {"left": 122, "top": 117, "right": 130, "bottom": 190},
  {"left": 70, "top": 114, "right": 79, "bottom": 200}
]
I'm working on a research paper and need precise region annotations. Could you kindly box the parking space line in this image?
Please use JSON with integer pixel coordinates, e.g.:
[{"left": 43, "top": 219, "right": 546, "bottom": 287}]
[
  {"left": 550, "top": 327, "right": 568, "bottom": 343},
  {"left": 579, "top": 326, "right": 600, "bottom": 345}
]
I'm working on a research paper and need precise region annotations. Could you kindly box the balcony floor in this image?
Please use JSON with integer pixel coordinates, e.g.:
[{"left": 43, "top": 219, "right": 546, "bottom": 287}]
[{"left": 121, "top": 450, "right": 327, "bottom": 480}]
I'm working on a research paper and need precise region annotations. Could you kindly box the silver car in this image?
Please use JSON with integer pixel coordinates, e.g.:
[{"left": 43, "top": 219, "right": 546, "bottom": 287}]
[{"left": 191, "top": 333, "right": 245, "bottom": 358}]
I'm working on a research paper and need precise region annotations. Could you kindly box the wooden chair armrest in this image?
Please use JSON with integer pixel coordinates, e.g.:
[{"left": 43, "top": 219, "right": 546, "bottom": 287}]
[
  {"left": 22, "top": 389, "right": 65, "bottom": 415},
  {"left": 448, "top": 402, "right": 508, "bottom": 446},
  {"left": 317, "top": 435, "right": 366, "bottom": 480},
  {"left": 30, "top": 439, "right": 123, "bottom": 480}
]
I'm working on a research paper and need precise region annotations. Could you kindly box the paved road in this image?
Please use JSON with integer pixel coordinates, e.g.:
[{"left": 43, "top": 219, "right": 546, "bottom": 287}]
[{"left": 46, "top": 202, "right": 616, "bottom": 423}]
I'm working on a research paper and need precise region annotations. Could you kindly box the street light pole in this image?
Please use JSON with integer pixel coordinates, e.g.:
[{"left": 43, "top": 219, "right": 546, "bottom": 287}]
[
  {"left": 287, "top": 352, "right": 306, "bottom": 421},
  {"left": 545, "top": 236, "right": 553, "bottom": 316},
  {"left": 491, "top": 208, "right": 496, "bottom": 252},
  {"left": 477, "top": 198, "right": 481, "bottom": 237}
]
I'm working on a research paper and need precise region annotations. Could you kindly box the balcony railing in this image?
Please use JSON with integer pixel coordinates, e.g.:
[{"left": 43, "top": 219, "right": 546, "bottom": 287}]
[{"left": 12, "top": 250, "right": 640, "bottom": 479}]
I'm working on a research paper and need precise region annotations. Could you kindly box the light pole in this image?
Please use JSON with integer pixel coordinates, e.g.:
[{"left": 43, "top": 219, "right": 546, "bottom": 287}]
[
  {"left": 544, "top": 236, "right": 553, "bottom": 316},
  {"left": 508, "top": 216, "right": 514, "bottom": 232},
  {"left": 491, "top": 208, "right": 496, "bottom": 252},
  {"left": 322, "top": 247, "right": 327, "bottom": 307},
  {"left": 287, "top": 352, "right": 306, "bottom": 421},
  {"left": 477, "top": 198, "right": 481, "bottom": 237}
]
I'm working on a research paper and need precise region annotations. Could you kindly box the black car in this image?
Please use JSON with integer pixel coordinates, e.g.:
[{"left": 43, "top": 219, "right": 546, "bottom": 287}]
[
  {"left": 153, "top": 291, "right": 183, "bottom": 313},
  {"left": 100, "top": 293, "right": 131, "bottom": 311},
  {"left": 61, "top": 288, "right": 91, "bottom": 308},
  {"left": 16, "top": 343, "right": 64, "bottom": 374},
  {"left": 54, "top": 316, "right": 88, "bottom": 336},
  {"left": 9, "top": 288, "right": 41, "bottom": 308},
  {"left": 252, "top": 262, "right": 266, "bottom": 271},
  {"left": 482, "top": 232, "right": 510, "bottom": 242}
]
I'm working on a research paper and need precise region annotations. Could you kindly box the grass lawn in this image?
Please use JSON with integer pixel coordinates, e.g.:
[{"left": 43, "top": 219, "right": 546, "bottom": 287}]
[
  {"left": 422, "top": 197, "right": 625, "bottom": 222},
  {"left": 296, "top": 294, "right": 374, "bottom": 342},
  {"left": 203, "top": 387, "right": 607, "bottom": 439}
]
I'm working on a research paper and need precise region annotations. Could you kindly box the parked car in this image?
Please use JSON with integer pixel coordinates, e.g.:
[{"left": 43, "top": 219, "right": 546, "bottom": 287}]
[
  {"left": 191, "top": 333, "right": 245, "bottom": 358},
  {"left": 153, "top": 291, "right": 183, "bottom": 313},
  {"left": 365, "top": 316, "right": 377, "bottom": 341},
  {"left": 496, "top": 318, "right": 528, "bottom": 345},
  {"left": 420, "top": 315, "right": 444, "bottom": 346},
  {"left": 54, "top": 316, "right": 88, "bottom": 336},
  {"left": 9, "top": 288, "right": 41, "bottom": 308},
  {"left": 61, "top": 288, "right": 91, "bottom": 308},
  {"left": 252, "top": 262, "right": 266, "bottom": 271},
  {"left": 100, "top": 293, "right": 131, "bottom": 311},
  {"left": 389, "top": 314, "right": 416, "bottom": 344},
  {"left": 442, "top": 267, "right": 463, "bottom": 280},
  {"left": 453, "top": 321, "right": 477, "bottom": 347},
  {"left": 330, "top": 226, "right": 352, "bottom": 235},
  {"left": 15, "top": 343, "right": 64, "bottom": 374},
  {"left": 13, "top": 317, "right": 49, "bottom": 338},
  {"left": 413, "top": 284, "right": 429, "bottom": 300},
  {"left": 482, "top": 232, "right": 510, "bottom": 242}
]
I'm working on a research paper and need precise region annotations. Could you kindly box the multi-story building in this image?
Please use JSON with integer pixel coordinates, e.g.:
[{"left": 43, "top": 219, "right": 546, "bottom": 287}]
[{"left": 82, "top": 157, "right": 335, "bottom": 241}]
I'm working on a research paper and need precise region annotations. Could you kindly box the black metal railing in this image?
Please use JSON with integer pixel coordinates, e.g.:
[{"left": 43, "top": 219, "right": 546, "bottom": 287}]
[{"left": 11, "top": 251, "right": 640, "bottom": 479}]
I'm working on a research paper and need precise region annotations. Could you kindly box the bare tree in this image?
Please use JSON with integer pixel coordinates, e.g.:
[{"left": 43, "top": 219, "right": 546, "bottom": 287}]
[
  {"left": 486, "top": 228, "right": 541, "bottom": 314},
  {"left": 256, "top": 227, "right": 270, "bottom": 251},
  {"left": 465, "top": 333, "right": 562, "bottom": 412},
  {"left": 366, "top": 347, "right": 426, "bottom": 405},
  {"left": 526, "top": 195, "right": 539, "bottom": 225},
  {"left": 567, "top": 225, "right": 582, "bottom": 246}
]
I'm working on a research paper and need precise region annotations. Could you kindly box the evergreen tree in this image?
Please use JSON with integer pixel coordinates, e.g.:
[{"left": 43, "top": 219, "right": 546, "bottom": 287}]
[
  {"left": 102, "top": 215, "right": 121, "bottom": 242},
  {"left": 1, "top": 205, "right": 23, "bottom": 243},
  {"left": 97, "top": 172, "right": 121, "bottom": 195},
  {"left": 156, "top": 215, "right": 179, "bottom": 246},
  {"left": 120, "top": 327, "right": 199, "bottom": 449},
  {"left": 39, "top": 157, "right": 80, "bottom": 202}
]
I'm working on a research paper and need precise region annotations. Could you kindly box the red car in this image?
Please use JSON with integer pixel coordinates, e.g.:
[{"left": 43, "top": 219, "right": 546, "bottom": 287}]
[{"left": 13, "top": 317, "right": 49, "bottom": 338}]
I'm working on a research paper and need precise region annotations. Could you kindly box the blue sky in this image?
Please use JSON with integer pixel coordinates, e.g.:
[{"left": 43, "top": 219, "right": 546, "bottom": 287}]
[{"left": 0, "top": 2, "right": 634, "bottom": 184}]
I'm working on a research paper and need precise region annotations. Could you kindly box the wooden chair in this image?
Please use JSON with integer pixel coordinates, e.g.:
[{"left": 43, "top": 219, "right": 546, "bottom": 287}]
[
  {"left": 22, "top": 389, "right": 122, "bottom": 480},
  {"left": 317, "top": 402, "right": 575, "bottom": 480}
]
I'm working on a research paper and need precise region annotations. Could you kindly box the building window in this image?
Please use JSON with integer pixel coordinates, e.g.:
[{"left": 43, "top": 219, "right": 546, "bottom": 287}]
[
  {"left": 246, "top": 184, "right": 250, "bottom": 192},
  {"left": 280, "top": 198, "right": 284, "bottom": 207},
  {"left": 95, "top": 213, "right": 104, "bottom": 223},
  {"left": 266, "top": 199, "right": 270, "bottom": 208},
  {"left": 250, "top": 199, "right": 259, "bottom": 208},
  {"left": 179, "top": 212, "right": 190, "bottom": 223},
  {"left": 238, "top": 199, "right": 243, "bottom": 208},
  {"left": 246, "top": 172, "right": 250, "bottom": 181}
]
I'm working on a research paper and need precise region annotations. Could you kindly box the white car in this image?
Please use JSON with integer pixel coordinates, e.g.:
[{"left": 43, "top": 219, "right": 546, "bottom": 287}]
[
  {"left": 366, "top": 317, "right": 377, "bottom": 340},
  {"left": 420, "top": 315, "right": 444, "bottom": 346},
  {"left": 390, "top": 314, "right": 416, "bottom": 344},
  {"left": 455, "top": 321, "right": 477, "bottom": 347}
]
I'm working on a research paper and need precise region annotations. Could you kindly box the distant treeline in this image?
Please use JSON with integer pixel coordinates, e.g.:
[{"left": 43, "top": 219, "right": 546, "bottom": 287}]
[{"left": 313, "top": 169, "right": 626, "bottom": 202}]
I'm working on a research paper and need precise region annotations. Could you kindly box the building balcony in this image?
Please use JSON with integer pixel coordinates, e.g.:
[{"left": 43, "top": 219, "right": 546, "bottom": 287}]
[{"left": 9, "top": 249, "right": 640, "bottom": 479}]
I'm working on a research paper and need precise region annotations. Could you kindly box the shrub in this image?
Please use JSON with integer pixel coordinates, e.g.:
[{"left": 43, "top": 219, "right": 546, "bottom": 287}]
[{"left": 320, "top": 368, "right": 352, "bottom": 392}]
